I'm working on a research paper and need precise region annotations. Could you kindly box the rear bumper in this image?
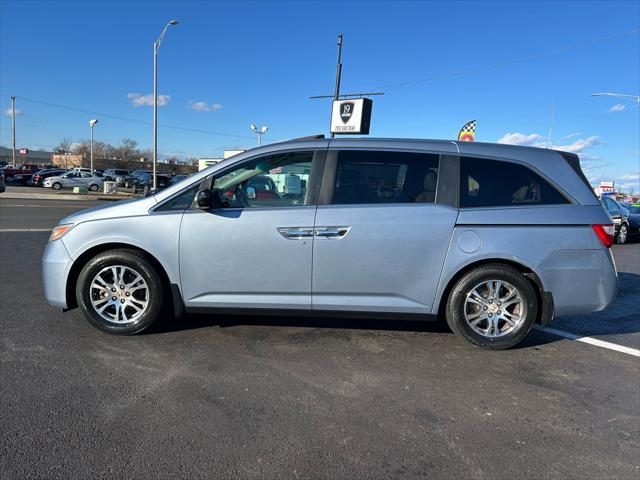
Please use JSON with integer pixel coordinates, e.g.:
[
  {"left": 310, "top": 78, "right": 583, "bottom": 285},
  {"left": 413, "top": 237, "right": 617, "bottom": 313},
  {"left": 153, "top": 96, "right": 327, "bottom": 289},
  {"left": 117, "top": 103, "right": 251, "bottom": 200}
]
[
  {"left": 42, "top": 239, "right": 73, "bottom": 309},
  {"left": 540, "top": 248, "right": 618, "bottom": 317}
]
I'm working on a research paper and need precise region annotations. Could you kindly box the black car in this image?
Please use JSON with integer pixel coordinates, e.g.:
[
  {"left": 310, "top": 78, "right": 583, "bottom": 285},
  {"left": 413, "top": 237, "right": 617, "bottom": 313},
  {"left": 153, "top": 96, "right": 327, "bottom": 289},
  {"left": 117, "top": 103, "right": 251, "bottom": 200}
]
[
  {"left": 20, "top": 168, "right": 65, "bottom": 187},
  {"left": 621, "top": 203, "right": 640, "bottom": 238},
  {"left": 601, "top": 197, "right": 630, "bottom": 244},
  {"left": 131, "top": 172, "right": 171, "bottom": 193},
  {"left": 103, "top": 169, "right": 132, "bottom": 186}
]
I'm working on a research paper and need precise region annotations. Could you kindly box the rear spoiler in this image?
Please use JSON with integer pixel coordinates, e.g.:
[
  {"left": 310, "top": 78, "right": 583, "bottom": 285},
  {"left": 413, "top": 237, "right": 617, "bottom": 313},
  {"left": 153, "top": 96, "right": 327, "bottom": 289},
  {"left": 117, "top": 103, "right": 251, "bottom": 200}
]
[{"left": 556, "top": 151, "right": 599, "bottom": 200}]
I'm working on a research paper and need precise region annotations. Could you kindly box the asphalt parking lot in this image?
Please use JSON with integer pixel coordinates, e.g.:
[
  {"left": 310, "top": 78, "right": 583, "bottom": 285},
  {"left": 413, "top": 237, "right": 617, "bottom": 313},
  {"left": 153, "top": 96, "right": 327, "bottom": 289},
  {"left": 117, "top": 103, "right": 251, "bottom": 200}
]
[{"left": 1, "top": 195, "right": 639, "bottom": 479}]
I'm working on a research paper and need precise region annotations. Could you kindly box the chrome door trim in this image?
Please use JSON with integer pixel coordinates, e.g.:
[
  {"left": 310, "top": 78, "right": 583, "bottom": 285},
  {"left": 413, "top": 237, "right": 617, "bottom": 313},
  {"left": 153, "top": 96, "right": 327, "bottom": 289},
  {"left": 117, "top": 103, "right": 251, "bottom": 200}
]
[
  {"left": 314, "top": 226, "right": 351, "bottom": 239},
  {"left": 277, "top": 226, "right": 315, "bottom": 239}
]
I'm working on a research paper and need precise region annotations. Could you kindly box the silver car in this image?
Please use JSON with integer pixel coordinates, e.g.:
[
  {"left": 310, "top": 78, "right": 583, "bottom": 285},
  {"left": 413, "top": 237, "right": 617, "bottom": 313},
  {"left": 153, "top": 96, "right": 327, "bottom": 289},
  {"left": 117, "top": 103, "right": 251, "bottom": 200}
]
[
  {"left": 43, "top": 171, "right": 104, "bottom": 191},
  {"left": 42, "top": 138, "right": 617, "bottom": 349}
]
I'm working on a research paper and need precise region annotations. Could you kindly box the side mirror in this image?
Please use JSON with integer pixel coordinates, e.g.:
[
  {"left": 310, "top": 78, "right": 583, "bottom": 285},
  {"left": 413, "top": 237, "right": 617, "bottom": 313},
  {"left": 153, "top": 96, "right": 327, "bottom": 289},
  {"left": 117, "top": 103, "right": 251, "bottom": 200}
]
[
  {"left": 196, "top": 189, "right": 211, "bottom": 208},
  {"left": 246, "top": 186, "right": 257, "bottom": 200}
]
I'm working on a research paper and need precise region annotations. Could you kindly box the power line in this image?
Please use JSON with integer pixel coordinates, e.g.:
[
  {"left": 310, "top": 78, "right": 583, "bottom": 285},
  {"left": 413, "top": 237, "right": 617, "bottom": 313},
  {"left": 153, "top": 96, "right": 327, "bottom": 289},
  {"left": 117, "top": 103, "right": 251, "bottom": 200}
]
[
  {"left": 368, "top": 28, "right": 640, "bottom": 91},
  {"left": 9, "top": 95, "right": 256, "bottom": 140}
]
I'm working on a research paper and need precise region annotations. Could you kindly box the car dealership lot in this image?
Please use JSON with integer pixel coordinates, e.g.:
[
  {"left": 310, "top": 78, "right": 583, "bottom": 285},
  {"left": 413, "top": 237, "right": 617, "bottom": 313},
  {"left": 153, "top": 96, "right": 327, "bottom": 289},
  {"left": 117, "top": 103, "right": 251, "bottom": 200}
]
[{"left": 1, "top": 198, "right": 639, "bottom": 479}]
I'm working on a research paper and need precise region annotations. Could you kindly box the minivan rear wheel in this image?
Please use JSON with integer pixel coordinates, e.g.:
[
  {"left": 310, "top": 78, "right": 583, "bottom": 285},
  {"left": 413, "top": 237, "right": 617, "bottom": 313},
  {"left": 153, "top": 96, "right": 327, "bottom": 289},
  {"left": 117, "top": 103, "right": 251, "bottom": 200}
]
[
  {"left": 76, "top": 249, "right": 164, "bottom": 334},
  {"left": 446, "top": 264, "right": 538, "bottom": 349}
]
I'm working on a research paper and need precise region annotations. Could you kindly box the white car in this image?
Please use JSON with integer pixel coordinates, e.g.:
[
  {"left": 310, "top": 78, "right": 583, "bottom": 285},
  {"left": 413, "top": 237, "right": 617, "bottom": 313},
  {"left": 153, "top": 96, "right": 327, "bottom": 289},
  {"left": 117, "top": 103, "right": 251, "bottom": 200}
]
[{"left": 43, "top": 171, "right": 104, "bottom": 191}]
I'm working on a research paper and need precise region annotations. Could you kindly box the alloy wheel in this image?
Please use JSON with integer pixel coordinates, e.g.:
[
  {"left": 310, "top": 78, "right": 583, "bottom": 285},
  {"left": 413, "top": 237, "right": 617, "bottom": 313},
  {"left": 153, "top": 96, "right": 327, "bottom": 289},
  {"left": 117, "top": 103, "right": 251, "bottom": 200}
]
[
  {"left": 463, "top": 280, "right": 525, "bottom": 338},
  {"left": 89, "top": 265, "right": 149, "bottom": 325}
]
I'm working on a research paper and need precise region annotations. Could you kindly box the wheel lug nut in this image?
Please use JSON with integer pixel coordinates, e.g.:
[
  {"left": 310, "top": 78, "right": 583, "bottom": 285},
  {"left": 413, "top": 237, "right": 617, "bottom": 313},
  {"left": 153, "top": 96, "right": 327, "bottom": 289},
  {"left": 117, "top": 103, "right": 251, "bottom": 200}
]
[
  {"left": 497, "top": 302, "right": 501, "bottom": 306},
  {"left": 111, "top": 287, "right": 116, "bottom": 292},
  {"left": 497, "top": 310, "right": 501, "bottom": 314},
  {"left": 488, "top": 299, "right": 493, "bottom": 304},
  {"left": 120, "top": 285, "right": 125, "bottom": 290},
  {"left": 125, "top": 292, "right": 130, "bottom": 297},
  {"left": 488, "top": 313, "right": 493, "bottom": 317},
  {"left": 112, "top": 296, "right": 116, "bottom": 301},
  {"left": 483, "top": 306, "right": 488, "bottom": 310},
  {"left": 120, "top": 299, "right": 125, "bottom": 304}
]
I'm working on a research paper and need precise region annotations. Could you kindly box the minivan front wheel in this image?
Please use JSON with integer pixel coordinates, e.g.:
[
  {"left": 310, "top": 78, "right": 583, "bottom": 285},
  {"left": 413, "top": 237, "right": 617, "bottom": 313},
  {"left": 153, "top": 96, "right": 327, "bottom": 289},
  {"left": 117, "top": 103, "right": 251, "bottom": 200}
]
[
  {"left": 446, "top": 264, "right": 538, "bottom": 349},
  {"left": 76, "top": 249, "right": 164, "bottom": 334}
]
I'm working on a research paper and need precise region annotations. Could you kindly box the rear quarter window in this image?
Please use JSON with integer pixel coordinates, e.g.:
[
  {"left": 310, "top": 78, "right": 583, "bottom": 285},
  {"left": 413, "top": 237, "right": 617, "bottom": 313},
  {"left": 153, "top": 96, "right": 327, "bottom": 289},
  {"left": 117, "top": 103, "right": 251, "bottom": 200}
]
[{"left": 459, "top": 157, "right": 569, "bottom": 208}]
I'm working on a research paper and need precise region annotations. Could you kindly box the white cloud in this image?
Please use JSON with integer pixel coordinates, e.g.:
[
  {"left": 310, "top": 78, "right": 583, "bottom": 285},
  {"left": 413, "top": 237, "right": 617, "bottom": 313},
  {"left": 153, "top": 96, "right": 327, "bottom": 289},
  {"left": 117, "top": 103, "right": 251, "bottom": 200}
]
[
  {"left": 4, "top": 108, "right": 24, "bottom": 116},
  {"left": 608, "top": 104, "right": 625, "bottom": 112},
  {"left": 497, "top": 131, "right": 601, "bottom": 155},
  {"left": 618, "top": 172, "right": 640, "bottom": 181},
  {"left": 127, "top": 92, "right": 170, "bottom": 107},
  {"left": 496, "top": 132, "right": 544, "bottom": 146},
  {"left": 564, "top": 132, "right": 583, "bottom": 139},
  {"left": 187, "top": 101, "right": 223, "bottom": 112},
  {"left": 553, "top": 136, "right": 601, "bottom": 154}
]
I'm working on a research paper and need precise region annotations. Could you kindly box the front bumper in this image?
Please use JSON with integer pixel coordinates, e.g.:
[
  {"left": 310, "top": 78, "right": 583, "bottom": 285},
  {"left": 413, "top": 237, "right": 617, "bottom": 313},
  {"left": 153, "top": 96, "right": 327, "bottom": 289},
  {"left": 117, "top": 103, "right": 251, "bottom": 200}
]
[{"left": 42, "top": 239, "right": 73, "bottom": 308}]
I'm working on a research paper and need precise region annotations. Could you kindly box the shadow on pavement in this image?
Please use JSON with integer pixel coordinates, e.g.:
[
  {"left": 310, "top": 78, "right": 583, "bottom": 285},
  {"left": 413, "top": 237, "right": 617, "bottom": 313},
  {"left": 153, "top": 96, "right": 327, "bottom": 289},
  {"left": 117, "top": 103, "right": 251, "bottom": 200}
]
[{"left": 152, "top": 272, "right": 640, "bottom": 350}]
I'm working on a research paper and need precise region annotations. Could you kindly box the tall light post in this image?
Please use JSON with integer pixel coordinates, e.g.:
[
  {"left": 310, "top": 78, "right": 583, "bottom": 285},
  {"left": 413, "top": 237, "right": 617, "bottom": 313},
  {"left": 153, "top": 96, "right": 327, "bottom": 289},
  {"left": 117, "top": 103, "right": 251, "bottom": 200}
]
[
  {"left": 591, "top": 92, "right": 640, "bottom": 103},
  {"left": 89, "top": 119, "right": 98, "bottom": 172},
  {"left": 250, "top": 124, "right": 268, "bottom": 146},
  {"left": 11, "top": 96, "right": 16, "bottom": 166},
  {"left": 153, "top": 19, "right": 179, "bottom": 190}
]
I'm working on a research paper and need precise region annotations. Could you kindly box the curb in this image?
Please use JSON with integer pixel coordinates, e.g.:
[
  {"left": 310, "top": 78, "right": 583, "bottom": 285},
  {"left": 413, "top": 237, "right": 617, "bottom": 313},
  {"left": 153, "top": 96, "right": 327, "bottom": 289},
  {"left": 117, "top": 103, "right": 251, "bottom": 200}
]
[{"left": 0, "top": 192, "right": 137, "bottom": 202}]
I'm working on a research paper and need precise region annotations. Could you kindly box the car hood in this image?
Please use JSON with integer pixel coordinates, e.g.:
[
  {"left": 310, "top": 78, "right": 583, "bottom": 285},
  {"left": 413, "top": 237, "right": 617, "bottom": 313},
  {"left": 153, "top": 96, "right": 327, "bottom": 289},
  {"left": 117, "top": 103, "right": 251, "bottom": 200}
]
[{"left": 58, "top": 195, "right": 157, "bottom": 226}]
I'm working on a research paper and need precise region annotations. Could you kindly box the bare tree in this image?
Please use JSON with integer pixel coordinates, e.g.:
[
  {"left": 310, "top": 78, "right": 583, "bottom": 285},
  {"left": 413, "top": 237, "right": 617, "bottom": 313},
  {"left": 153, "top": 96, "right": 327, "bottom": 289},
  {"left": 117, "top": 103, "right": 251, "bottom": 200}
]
[{"left": 54, "top": 137, "right": 73, "bottom": 154}]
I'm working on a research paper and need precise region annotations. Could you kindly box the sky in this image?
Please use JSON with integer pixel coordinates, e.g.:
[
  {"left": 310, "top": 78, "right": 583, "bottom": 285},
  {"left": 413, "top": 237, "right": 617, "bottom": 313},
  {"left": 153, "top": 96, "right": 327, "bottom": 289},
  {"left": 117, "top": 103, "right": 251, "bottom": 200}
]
[{"left": 1, "top": 0, "right": 639, "bottom": 192}]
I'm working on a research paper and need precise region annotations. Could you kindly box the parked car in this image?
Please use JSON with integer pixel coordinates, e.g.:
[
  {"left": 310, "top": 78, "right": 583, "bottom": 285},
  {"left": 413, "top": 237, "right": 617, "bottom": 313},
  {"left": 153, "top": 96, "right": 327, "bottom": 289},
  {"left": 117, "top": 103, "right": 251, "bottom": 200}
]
[
  {"left": 2, "top": 163, "right": 40, "bottom": 182},
  {"left": 31, "top": 169, "right": 66, "bottom": 187},
  {"left": 0, "top": 171, "right": 5, "bottom": 193},
  {"left": 130, "top": 172, "right": 172, "bottom": 193},
  {"left": 124, "top": 170, "right": 153, "bottom": 188},
  {"left": 43, "top": 138, "right": 617, "bottom": 350},
  {"left": 103, "top": 169, "right": 132, "bottom": 186},
  {"left": 621, "top": 203, "right": 640, "bottom": 237},
  {"left": 600, "top": 197, "right": 630, "bottom": 244},
  {"left": 43, "top": 171, "right": 104, "bottom": 191}
]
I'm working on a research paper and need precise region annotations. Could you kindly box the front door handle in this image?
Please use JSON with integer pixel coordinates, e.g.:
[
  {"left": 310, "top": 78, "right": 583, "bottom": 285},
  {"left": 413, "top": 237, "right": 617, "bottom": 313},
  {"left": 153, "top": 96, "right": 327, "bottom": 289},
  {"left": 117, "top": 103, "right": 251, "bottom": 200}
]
[
  {"left": 314, "top": 226, "right": 351, "bottom": 238},
  {"left": 277, "top": 227, "right": 315, "bottom": 240}
]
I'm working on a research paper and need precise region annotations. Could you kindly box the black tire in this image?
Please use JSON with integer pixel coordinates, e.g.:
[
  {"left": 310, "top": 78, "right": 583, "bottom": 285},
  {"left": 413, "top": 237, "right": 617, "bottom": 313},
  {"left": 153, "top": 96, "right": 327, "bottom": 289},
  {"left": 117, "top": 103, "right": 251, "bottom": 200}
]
[
  {"left": 616, "top": 224, "right": 628, "bottom": 245},
  {"left": 52, "top": 182, "right": 62, "bottom": 190},
  {"left": 89, "top": 184, "right": 99, "bottom": 192},
  {"left": 446, "top": 264, "right": 538, "bottom": 350},
  {"left": 75, "top": 249, "right": 164, "bottom": 335}
]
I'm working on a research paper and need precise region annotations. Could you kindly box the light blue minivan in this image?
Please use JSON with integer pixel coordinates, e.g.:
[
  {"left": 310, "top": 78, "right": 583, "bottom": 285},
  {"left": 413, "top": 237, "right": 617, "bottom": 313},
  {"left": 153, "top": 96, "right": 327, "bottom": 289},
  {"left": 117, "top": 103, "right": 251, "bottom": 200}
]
[{"left": 42, "top": 137, "right": 617, "bottom": 349}]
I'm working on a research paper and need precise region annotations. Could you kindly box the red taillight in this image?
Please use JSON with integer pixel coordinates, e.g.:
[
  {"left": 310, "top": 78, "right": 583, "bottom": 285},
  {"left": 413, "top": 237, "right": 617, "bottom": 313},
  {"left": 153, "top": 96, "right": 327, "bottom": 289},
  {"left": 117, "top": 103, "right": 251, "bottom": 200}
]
[{"left": 592, "top": 224, "right": 615, "bottom": 248}]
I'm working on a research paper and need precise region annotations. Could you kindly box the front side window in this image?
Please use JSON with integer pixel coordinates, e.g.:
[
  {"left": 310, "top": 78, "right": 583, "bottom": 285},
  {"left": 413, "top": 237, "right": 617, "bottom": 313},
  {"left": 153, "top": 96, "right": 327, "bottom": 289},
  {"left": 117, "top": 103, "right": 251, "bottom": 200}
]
[
  {"left": 332, "top": 150, "right": 439, "bottom": 205},
  {"left": 459, "top": 157, "right": 569, "bottom": 208},
  {"left": 212, "top": 151, "right": 313, "bottom": 208}
]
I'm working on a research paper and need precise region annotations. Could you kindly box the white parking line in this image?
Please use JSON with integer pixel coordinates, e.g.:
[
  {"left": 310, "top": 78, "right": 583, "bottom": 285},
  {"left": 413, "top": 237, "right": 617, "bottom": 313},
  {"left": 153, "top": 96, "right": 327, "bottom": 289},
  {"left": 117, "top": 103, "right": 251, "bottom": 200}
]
[
  {"left": 535, "top": 325, "right": 640, "bottom": 357},
  {"left": 0, "top": 228, "right": 52, "bottom": 232}
]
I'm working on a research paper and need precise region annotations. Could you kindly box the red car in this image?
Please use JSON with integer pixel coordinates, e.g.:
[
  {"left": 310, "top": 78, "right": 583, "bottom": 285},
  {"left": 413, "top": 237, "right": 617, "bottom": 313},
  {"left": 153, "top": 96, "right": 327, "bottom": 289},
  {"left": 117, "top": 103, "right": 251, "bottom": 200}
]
[{"left": 2, "top": 163, "right": 40, "bottom": 182}]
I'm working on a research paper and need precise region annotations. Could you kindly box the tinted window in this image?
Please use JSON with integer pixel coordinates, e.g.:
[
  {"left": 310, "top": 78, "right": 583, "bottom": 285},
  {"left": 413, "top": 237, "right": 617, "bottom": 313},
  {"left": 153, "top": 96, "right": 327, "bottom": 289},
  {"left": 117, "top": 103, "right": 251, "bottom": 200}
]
[
  {"left": 332, "top": 151, "right": 439, "bottom": 205},
  {"left": 212, "top": 152, "right": 313, "bottom": 208},
  {"left": 157, "top": 184, "right": 200, "bottom": 211},
  {"left": 459, "top": 157, "right": 569, "bottom": 208}
]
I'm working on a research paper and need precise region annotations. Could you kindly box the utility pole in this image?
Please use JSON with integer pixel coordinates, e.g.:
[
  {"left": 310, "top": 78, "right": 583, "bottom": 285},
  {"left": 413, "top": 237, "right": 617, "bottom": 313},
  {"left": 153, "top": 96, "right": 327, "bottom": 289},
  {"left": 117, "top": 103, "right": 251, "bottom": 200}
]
[
  {"left": 11, "top": 96, "right": 16, "bottom": 166},
  {"left": 546, "top": 102, "right": 555, "bottom": 149},
  {"left": 331, "top": 34, "right": 343, "bottom": 138}
]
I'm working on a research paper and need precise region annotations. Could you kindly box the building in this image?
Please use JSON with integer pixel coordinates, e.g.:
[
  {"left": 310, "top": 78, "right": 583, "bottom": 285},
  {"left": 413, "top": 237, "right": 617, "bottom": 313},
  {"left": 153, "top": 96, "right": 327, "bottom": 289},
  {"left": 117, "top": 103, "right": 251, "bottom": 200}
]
[
  {"left": 0, "top": 146, "right": 54, "bottom": 165},
  {"left": 198, "top": 150, "right": 244, "bottom": 171}
]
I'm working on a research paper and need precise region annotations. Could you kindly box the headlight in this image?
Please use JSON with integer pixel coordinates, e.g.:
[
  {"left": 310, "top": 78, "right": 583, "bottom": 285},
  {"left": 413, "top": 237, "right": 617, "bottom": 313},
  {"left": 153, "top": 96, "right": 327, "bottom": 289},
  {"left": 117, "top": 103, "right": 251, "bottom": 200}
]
[{"left": 50, "top": 224, "right": 74, "bottom": 242}]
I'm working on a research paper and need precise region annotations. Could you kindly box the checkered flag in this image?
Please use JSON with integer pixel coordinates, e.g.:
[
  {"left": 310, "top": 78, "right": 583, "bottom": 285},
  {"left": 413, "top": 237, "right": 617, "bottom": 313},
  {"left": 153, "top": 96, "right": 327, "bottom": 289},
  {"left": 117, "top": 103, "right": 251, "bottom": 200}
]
[{"left": 458, "top": 120, "right": 476, "bottom": 142}]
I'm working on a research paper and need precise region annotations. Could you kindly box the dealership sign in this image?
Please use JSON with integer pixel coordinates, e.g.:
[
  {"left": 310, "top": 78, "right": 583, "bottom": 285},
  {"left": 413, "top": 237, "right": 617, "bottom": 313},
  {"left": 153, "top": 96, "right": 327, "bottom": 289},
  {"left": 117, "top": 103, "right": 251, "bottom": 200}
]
[
  {"left": 19, "top": 148, "right": 29, "bottom": 155},
  {"left": 330, "top": 98, "right": 373, "bottom": 135}
]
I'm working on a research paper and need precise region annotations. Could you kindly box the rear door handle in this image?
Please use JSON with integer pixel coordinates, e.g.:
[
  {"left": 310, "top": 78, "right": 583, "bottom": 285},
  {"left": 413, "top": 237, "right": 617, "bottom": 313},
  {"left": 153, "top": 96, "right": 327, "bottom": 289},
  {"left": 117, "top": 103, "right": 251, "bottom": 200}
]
[
  {"left": 314, "top": 226, "right": 351, "bottom": 238},
  {"left": 277, "top": 227, "right": 315, "bottom": 240}
]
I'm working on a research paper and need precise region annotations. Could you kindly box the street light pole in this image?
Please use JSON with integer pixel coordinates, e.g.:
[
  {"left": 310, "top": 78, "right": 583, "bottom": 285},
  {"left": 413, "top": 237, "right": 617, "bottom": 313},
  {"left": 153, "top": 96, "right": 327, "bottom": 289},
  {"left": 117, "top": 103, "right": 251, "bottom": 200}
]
[
  {"left": 153, "top": 19, "right": 179, "bottom": 191},
  {"left": 591, "top": 92, "right": 640, "bottom": 103},
  {"left": 11, "top": 96, "right": 16, "bottom": 166},
  {"left": 89, "top": 119, "right": 98, "bottom": 172},
  {"left": 250, "top": 125, "right": 268, "bottom": 146}
]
